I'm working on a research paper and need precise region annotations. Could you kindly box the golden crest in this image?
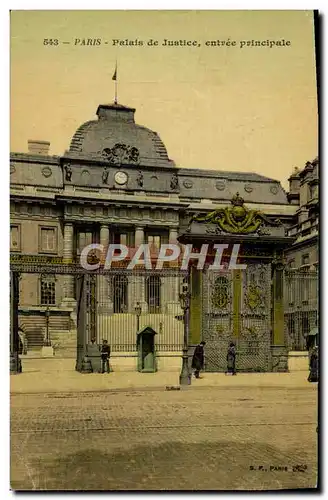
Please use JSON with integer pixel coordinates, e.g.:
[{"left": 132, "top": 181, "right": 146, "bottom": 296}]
[{"left": 191, "top": 192, "right": 282, "bottom": 234}]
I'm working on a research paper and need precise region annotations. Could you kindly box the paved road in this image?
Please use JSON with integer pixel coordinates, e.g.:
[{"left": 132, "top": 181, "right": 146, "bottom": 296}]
[{"left": 11, "top": 384, "right": 318, "bottom": 491}]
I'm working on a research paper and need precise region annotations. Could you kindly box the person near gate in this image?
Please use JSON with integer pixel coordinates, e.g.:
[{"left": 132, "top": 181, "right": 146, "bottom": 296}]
[
  {"left": 101, "top": 339, "right": 111, "bottom": 374},
  {"left": 191, "top": 341, "right": 206, "bottom": 378},
  {"left": 308, "top": 345, "right": 319, "bottom": 383},
  {"left": 226, "top": 342, "right": 237, "bottom": 375}
]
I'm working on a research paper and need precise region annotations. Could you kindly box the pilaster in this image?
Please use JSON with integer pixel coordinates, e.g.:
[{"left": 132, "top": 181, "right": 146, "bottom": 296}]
[
  {"left": 189, "top": 266, "right": 202, "bottom": 345},
  {"left": 62, "top": 223, "right": 76, "bottom": 307}
]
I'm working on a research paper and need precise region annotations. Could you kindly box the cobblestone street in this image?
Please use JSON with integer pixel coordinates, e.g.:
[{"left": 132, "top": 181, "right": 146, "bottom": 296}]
[{"left": 11, "top": 372, "right": 318, "bottom": 491}]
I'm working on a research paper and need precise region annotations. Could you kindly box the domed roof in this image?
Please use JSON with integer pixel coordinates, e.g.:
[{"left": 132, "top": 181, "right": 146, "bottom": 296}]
[{"left": 68, "top": 103, "right": 175, "bottom": 168}]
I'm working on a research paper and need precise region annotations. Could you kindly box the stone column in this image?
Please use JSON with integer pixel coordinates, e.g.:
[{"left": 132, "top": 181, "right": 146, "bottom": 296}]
[
  {"left": 271, "top": 257, "right": 288, "bottom": 372},
  {"left": 98, "top": 224, "right": 113, "bottom": 327},
  {"left": 133, "top": 225, "right": 147, "bottom": 312},
  {"left": 165, "top": 227, "right": 179, "bottom": 314},
  {"left": 62, "top": 223, "right": 76, "bottom": 308}
]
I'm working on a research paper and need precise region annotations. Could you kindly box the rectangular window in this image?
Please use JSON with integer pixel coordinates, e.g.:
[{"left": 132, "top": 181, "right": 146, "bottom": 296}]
[
  {"left": 301, "top": 254, "right": 310, "bottom": 266},
  {"left": 148, "top": 235, "right": 161, "bottom": 249},
  {"left": 301, "top": 274, "right": 310, "bottom": 303},
  {"left": 309, "top": 184, "right": 318, "bottom": 200},
  {"left": 120, "top": 233, "right": 127, "bottom": 246},
  {"left": 39, "top": 227, "right": 57, "bottom": 253},
  {"left": 10, "top": 225, "right": 20, "bottom": 251},
  {"left": 40, "top": 276, "right": 56, "bottom": 305},
  {"left": 113, "top": 231, "right": 134, "bottom": 247},
  {"left": 77, "top": 231, "right": 95, "bottom": 255}
]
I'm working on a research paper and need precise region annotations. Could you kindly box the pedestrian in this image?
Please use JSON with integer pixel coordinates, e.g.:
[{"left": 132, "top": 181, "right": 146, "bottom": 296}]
[
  {"left": 101, "top": 339, "right": 111, "bottom": 374},
  {"left": 191, "top": 341, "right": 206, "bottom": 378},
  {"left": 226, "top": 342, "right": 236, "bottom": 375},
  {"left": 308, "top": 346, "right": 318, "bottom": 383}
]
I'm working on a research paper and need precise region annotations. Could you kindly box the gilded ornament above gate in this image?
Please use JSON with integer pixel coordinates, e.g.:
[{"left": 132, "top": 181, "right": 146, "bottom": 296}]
[{"left": 190, "top": 192, "right": 282, "bottom": 235}]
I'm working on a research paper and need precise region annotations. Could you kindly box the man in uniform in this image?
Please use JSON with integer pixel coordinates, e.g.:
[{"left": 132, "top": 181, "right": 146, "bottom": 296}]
[
  {"left": 101, "top": 339, "right": 111, "bottom": 374},
  {"left": 191, "top": 341, "right": 206, "bottom": 378}
]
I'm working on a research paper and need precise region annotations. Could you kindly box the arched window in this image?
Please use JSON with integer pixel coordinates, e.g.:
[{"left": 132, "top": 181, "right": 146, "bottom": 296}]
[
  {"left": 113, "top": 275, "right": 128, "bottom": 313},
  {"left": 146, "top": 276, "right": 161, "bottom": 313}
]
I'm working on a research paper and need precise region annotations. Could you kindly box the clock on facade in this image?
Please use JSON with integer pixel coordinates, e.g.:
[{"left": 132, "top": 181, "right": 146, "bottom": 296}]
[{"left": 114, "top": 171, "right": 128, "bottom": 185}]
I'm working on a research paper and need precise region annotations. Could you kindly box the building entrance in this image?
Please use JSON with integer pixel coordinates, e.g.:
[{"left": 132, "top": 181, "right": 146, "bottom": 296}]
[{"left": 202, "top": 262, "right": 272, "bottom": 372}]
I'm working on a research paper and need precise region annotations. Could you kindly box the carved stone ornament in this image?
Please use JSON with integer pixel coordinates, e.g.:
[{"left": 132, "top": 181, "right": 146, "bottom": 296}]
[
  {"left": 64, "top": 163, "right": 72, "bottom": 182},
  {"left": 136, "top": 170, "right": 144, "bottom": 187},
  {"left": 205, "top": 226, "right": 222, "bottom": 235},
  {"left": 216, "top": 180, "right": 226, "bottom": 191},
  {"left": 244, "top": 183, "right": 253, "bottom": 193},
  {"left": 102, "top": 166, "right": 109, "bottom": 184},
  {"left": 10, "top": 163, "right": 16, "bottom": 174},
  {"left": 102, "top": 143, "right": 140, "bottom": 165},
  {"left": 270, "top": 185, "right": 279, "bottom": 195},
  {"left": 190, "top": 192, "right": 282, "bottom": 235},
  {"left": 170, "top": 173, "right": 179, "bottom": 191},
  {"left": 41, "top": 166, "right": 52, "bottom": 178},
  {"left": 81, "top": 170, "right": 90, "bottom": 183},
  {"left": 183, "top": 179, "right": 193, "bottom": 189}
]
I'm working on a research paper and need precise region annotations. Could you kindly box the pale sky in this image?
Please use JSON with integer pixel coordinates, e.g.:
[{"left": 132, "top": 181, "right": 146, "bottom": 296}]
[{"left": 10, "top": 10, "right": 318, "bottom": 188}]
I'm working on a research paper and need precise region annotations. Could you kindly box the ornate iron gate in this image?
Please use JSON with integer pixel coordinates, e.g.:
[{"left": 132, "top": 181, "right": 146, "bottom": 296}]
[
  {"left": 202, "top": 262, "right": 272, "bottom": 372},
  {"left": 202, "top": 267, "right": 234, "bottom": 371}
]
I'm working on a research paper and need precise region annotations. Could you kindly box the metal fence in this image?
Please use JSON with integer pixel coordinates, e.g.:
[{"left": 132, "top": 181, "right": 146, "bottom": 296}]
[
  {"left": 14, "top": 264, "right": 187, "bottom": 355},
  {"left": 284, "top": 270, "right": 318, "bottom": 351}
]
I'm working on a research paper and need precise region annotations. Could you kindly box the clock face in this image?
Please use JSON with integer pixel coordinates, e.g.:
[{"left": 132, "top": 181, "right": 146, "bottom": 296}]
[{"left": 114, "top": 171, "right": 128, "bottom": 185}]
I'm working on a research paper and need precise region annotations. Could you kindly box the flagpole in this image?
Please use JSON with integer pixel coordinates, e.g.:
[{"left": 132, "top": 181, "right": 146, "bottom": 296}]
[{"left": 114, "top": 60, "right": 118, "bottom": 104}]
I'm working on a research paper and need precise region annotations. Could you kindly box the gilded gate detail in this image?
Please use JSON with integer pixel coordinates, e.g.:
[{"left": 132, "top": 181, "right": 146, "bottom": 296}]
[
  {"left": 202, "top": 262, "right": 272, "bottom": 372},
  {"left": 202, "top": 265, "right": 234, "bottom": 371},
  {"left": 239, "top": 263, "right": 272, "bottom": 371}
]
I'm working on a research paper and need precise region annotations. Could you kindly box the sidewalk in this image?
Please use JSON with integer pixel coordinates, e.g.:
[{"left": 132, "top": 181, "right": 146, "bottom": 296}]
[{"left": 10, "top": 358, "right": 315, "bottom": 394}]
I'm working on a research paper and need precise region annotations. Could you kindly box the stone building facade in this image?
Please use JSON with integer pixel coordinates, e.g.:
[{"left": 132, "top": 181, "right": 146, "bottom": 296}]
[
  {"left": 10, "top": 100, "right": 318, "bottom": 363},
  {"left": 285, "top": 157, "right": 319, "bottom": 271},
  {"left": 284, "top": 157, "right": 319, "bottom": 351}
]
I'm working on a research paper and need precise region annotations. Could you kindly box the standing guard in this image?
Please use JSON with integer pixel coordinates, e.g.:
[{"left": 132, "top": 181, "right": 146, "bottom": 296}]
[
  {"left": 226, "top": 342, "right": 237, "bottom": 375},
  {"left": 191, "top": 341, "right": 206, "bottom": 378},
  {"left": 101, "top": 339, "right": 111, "bottom": 374}
]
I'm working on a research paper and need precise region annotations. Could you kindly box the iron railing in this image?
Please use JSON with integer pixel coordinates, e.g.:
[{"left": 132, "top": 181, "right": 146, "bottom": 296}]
[{"left": 284, "top": 270, "right": 318, "bottom": 351}]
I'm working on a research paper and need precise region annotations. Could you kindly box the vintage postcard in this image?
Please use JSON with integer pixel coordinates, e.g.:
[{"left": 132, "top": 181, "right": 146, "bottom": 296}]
[{"left": 10, "top": 10, "right": 319, "bottom": 491}]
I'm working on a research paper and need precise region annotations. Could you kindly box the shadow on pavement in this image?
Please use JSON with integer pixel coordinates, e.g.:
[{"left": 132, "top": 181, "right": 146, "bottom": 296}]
[{"left": 11, "top": 441, "right": 316, "bottom": 491}]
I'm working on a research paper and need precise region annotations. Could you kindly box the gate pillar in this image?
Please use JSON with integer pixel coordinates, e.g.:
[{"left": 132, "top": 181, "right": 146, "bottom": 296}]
[
  {"left": 232, "top": 269, "right": 242, "bottom": 341},
  {"left": 189, "top": 266, "right": 202, "bottom": 345},
  {"left": 75, "top": 275, "right": 89, "bottom": 372},
  {"left": 272, "top": 254, "right": 288, "bottom": 371}
]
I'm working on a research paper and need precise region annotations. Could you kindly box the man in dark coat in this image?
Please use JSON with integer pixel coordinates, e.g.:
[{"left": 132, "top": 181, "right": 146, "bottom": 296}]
[
  {"left": 192, "top": 341, "right": 206, "bottom": 378},
  {"left": 101, "top": 339, "right": 111, "bottom": 374},
  {"left": 308, "top": 346, "right": 318, "bottom": 382},
  {"left": 226, "top": 342, "right": 237, "bottom": 375}
]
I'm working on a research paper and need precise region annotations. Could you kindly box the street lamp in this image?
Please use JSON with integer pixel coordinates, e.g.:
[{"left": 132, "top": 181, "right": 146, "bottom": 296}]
[
  {"left": 44, "top": 306, "right": 51, "bottom": 346},
  {"left": 179, "top": 276, "right": 191, "bottom": 385},
  {"left": 10, "top": 270, "right": 22, "bottom": 374},
  {"left": 135, "top": 302, "right": 142, "bottom": 332}
]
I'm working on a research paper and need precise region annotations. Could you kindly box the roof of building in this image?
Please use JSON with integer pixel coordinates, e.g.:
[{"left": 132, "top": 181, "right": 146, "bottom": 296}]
[{"left": 67, "top": 102, "right": 176, "bottom": 169}]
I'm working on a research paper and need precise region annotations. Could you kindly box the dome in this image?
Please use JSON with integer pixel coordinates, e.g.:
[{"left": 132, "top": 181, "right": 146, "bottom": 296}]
[{"left": 68, "top": 103, "right": 175, "bottom": 168}]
